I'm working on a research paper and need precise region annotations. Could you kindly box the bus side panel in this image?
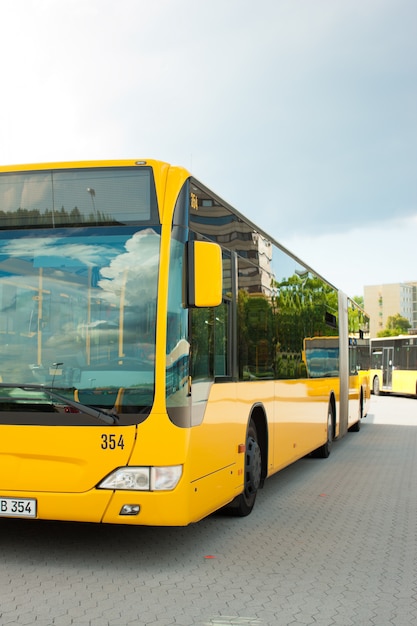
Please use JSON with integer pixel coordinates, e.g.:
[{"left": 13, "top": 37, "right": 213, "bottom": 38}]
[
  {"left": 188, "top": 382, "right": 247, "bottom": 517},
  {"left": 392, "top": 370, "right": 417, "bottom": 396},
  {"left": 270, "top": 378, "right": 339, "bottom": 473},
  {"left": 188, "top": 378, "right": 338, "bottom": 512}
]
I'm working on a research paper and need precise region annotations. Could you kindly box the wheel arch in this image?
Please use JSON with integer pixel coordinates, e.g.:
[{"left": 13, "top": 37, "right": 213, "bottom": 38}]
[{"left": 372, "top": 374, "right": 381, "bottom": 395}]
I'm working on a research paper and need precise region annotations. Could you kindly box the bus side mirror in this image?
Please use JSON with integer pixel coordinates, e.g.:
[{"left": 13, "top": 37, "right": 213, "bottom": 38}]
[{"left": 187, "top": 240, "right": 222, "bottom": 307}]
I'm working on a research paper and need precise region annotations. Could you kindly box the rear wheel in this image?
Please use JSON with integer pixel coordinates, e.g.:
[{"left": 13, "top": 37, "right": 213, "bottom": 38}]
[
  {"left": 226, "top": 421, "right": 262, "bottom": 517},
  {"left": 313, "top": 404, "right": 334, "bottom": 458}
]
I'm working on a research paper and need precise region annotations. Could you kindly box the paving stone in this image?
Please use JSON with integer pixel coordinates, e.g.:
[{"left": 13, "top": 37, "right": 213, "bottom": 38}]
[{"left": 0, "top": 396, "right": 416, "bottom": 625}]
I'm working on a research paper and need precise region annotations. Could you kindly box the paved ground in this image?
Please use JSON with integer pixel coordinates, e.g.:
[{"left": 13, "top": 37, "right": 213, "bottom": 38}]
[{"left": 1, "top": 394, "right": 416, "bottom": 626}]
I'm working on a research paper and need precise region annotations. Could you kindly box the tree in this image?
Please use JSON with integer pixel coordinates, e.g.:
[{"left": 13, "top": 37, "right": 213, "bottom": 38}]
[{"left": 377, "top": 313, "right": 411, "bottom": 337}]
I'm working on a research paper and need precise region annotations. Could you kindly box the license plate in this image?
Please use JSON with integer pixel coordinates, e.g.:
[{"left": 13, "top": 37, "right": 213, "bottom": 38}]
[{"left": 0, "top": 497, "right": 37, "bottom": 518}]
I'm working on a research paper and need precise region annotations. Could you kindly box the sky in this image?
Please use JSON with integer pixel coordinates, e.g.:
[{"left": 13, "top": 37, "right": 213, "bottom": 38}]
[{"left": 1, "top": 0, "right": 416, "bottom": 297}]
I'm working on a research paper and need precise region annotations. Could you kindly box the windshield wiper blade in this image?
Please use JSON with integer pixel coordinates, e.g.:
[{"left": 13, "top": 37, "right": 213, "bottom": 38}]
[{"left": 0, "top": 383, "right": 119, "bottom": 425}]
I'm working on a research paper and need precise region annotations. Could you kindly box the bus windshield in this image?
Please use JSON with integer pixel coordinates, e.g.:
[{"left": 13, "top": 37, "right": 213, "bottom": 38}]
[
  {"left": 0, "top": 166, "right": 158, "bottom": 228},
  {"left": 0, "top": 225, "right": 160, "bottom": 425}
]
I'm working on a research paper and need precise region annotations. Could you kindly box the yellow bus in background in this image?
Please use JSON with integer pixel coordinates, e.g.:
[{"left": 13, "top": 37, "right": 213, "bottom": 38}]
[
  {"left": 371, "top": 336, "right": 417, "bottom": 398},
  {"left": 0, "top": 159, "right": 370, "bottom": 526}
]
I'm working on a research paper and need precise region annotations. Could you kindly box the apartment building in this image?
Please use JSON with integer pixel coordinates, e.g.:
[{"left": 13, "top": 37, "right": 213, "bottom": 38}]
[{"left": 364, "top": 282, "right": 417, "bottom": 337}]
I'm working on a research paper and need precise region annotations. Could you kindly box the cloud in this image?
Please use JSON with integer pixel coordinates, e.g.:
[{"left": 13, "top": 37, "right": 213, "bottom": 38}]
[
  {"left": 0, "top": 0, "right": 415, "bottom": 247},
  {"left": 281, "top": 213, "right": 417, "bottom": 297},
  {"left": 1, "top": 236, "right": 112, "bottom": 267},
  {"left": 98, "top": 229, "right": 160, "bottom": 305}
]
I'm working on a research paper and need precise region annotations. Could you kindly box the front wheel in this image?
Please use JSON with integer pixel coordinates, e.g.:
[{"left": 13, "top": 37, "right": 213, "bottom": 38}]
[{"left": 225, "top": 421, "right": 262, "bottom": 517}]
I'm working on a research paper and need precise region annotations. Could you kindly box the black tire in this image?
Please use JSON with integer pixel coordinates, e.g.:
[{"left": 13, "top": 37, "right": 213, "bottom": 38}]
[
  {"left": 313, "top": 404, "right": 334, "bottom": 458},
  {"left": 226, "top": 421, "right": 262, "bottom": 517}
]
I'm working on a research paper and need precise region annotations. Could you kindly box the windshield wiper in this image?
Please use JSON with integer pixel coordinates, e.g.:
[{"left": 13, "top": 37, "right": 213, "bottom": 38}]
[{"left": 0, "top": 383, "right": 119, "bottom": 425}]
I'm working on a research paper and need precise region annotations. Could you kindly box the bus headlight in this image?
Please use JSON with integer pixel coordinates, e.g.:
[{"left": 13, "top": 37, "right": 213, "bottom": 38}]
[
  {"left": 97, "top": 466, "right": 182, "bottom": 491},
  {"left": 151, "top": 466, "right": 183, "bottom": 491}
]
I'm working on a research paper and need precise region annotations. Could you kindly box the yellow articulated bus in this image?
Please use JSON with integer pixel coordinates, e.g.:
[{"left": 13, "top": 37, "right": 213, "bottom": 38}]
[
  {"left": 0, "top": 159, "right": 370, "bottom": 526},
  {"left": 371, "top": 336, "right": 417, "bottom": 398}
]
